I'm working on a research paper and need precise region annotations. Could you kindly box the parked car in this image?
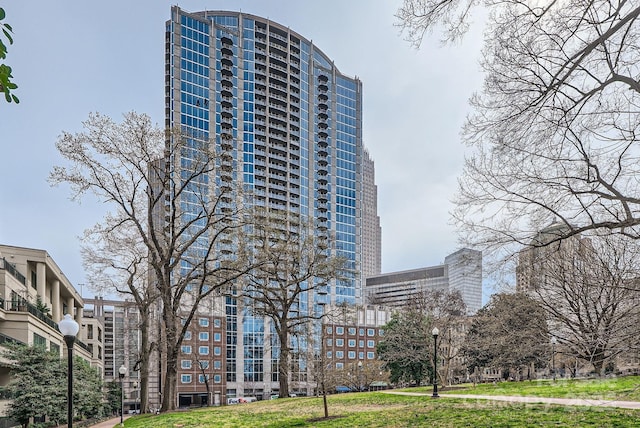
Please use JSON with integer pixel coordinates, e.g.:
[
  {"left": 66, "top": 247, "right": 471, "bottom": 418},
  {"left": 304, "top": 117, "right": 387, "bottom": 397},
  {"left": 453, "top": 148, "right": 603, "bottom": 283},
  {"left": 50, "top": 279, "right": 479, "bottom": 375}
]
[{"left": 227, "top": 396, "right": 257, "bottom": 405}]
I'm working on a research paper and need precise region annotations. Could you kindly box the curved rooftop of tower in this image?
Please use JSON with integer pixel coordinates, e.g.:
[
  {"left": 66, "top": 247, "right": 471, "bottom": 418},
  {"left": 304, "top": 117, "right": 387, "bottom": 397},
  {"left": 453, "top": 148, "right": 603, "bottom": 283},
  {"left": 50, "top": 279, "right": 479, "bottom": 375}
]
[{"left": 176, "top": 9, "right": 355, "bottom": 80}]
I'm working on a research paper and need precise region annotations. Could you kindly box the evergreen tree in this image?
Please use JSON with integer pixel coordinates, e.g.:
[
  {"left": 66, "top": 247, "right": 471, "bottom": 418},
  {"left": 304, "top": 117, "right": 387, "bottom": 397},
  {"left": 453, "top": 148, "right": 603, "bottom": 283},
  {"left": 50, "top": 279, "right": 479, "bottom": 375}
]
[
  {"left": 0, "top": 344, "right": 105, "bottom": 427},
  {"left": 377, "top": 309, "right": 432, "bottom": 386}
]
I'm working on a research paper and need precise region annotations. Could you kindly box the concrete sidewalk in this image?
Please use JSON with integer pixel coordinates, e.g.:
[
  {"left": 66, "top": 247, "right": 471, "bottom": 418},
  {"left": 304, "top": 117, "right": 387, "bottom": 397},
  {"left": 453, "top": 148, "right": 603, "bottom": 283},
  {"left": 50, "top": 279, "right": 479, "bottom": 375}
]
[
  {"left": 443, "top": 393, "right": 640, "bottom": 409},
  {"left": 87, "top": 415, "right": 131, "bottom": 428},
  {"left": 382, "top": 390, "right": 640, "bottom": 410}
]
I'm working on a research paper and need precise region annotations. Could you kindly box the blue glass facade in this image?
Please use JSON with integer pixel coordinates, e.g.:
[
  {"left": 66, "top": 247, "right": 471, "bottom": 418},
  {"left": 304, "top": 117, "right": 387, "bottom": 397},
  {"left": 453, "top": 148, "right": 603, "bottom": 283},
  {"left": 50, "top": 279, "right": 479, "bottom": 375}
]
[{"left": 167, "top": 7, "right": 364, "bottom": 396}]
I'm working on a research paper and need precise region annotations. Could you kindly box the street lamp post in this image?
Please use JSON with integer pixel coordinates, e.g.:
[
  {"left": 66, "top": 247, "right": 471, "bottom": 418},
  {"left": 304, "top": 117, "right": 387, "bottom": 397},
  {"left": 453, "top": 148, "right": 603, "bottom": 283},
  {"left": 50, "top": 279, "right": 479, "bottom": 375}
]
[
  {"left": 551, "top": 337, "right": 557, "bottom": 382},
  {"left": 357, "top": 360, "right": 363, "bottom": 392},
  {"left": 133, "top": 381, "right": 139, "bottom": 414},
  {"left": 432, "top": 327, "right": 439, "bottom": 398},
  {"left": 119, "top": 365, "right": 127, "bottom": 426},
  {"left": 59, "top": 314, "right": 80, "bottom": 428}
]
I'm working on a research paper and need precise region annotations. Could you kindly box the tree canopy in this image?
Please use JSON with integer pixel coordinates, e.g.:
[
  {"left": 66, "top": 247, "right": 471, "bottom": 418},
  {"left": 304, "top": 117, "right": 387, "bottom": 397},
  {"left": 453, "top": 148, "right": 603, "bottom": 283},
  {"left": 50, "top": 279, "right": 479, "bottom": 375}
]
[
  {"left": 377, "top": 308, "right": 433, "bottom": 385},
  {"left": 461, "top": 292, "right": 549, "bottom": 378},
  {"left": 397, "top": 0, "right": 640, "bottom": 252},
  {"left": 50, "top": 112, "right": 250, "bottom": 412},
  {"left": 239, "top": 209, "right": 348, "bottom": 397},
  {"left": 0, "top": 7, "right": 18, "bottom": 103},
  {"left": 0, "top": 344, "right": 104, "bottom": 427},
  {"left": 523, "top": 234, "right": 640, "bottom": 374}
]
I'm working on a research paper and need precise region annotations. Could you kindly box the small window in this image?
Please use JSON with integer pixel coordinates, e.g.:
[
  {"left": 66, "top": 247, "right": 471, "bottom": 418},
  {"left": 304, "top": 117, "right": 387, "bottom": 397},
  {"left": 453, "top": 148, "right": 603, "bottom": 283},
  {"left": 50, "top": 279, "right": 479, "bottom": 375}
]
[
  {"left": 214, "top": 374, "right": 222, "bottom": 383},
  {"left": 214, "top": 360, "right": 222, "bottom": 369},
  {"left": 214, "top": 346, "right": 221, "bottom": 356},
  {"left": 359, "top": 328, "right": 365, "bottom": 336},
  {"left": 359, "top": 351, "right": 364, "bottom": 360},
  {"left": 33, "top": 333, "right": 47, "bottom": 349},
  {"left": 181, "top": 345, "right": 192, "bottom": 354},
  {"left": 326, "top": 351, "right": 333, "bottom": 359},
  {"left": 199, "top": 346, "right": 209, "bottom": 355},
  {"left": 199, "top": 361, "right": 209, "bottom": 369},
  {"left": 325, "top": 326, "right": 332, "bottom": 334},
  {"left": 367, "top": 329, "right": 375, "bottom": 337},
  {"left": 335, "top": 339, "right": 344, "bottom": 346},
  {"left": 199, "top": 374, "right": 209, "bottom": 383},
  {"left": 214, "top": 319, "right": 222, "bottom": 328},
  {"left": 336, "top": 327, "right": 344, "bottom": 335},
  {"left": 379, "top": 329, "right": 384, "bottom": 336},
  {"left": 348, "top": 351, "right": 356, "bottom": 359},
  {"left": 348, "top": 327, "right": 356, "bottom": 335},
  {"left": 181, "top": 360, "right": 192, "bottom": 369},
  {"left": 367, "top": 352, "right": 375, "bottom": 359},
  {"left": 336, "top": 351, "right": 344, "bottom": 358},
  {"left": 367, "top": 340, "right": 375, "bottom": 348},
  {"left": 184, "top": 331, "right": 192, "bottom": 340},
  {"left": 348, "top": 339, "right": 356, "bottom": 347},
  {"left": 214, "top": 332, "right": 222, "bottom": 341},
  {"left": 326, "top": 338, "right": 333, "bottom": 346},
  {"left": 199, "top": 318, "right": 209, "bottom": 327},
  {"left": 199, "top": 332, "right": 209, "bottom": 341},
  {"left": 359, "top": 340, "right": 365, "bottom": 348},
  {"left": 336, "top": 362, "right": 344, "bottom": 369},
  {"left": 181, "top": 374, "right": 192, "bottom": 383}
]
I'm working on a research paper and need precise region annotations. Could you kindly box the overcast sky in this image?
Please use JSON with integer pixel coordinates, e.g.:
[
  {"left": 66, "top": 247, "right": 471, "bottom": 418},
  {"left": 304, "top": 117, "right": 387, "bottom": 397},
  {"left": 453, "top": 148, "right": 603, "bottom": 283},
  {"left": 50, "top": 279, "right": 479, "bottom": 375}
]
[{"left": 0, "top": 1, "right": 488, "bottom": 300}]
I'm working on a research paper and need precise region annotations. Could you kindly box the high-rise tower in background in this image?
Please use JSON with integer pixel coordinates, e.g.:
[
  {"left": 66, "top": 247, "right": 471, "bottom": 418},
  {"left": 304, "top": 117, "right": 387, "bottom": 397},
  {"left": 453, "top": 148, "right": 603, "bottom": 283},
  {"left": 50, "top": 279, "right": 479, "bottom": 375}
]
[
  {"left": 362, "top": 149, "right": 382, "bottom": 280},
  {"left": 165, "top": 7, "right": 380, "bottom": 398}
]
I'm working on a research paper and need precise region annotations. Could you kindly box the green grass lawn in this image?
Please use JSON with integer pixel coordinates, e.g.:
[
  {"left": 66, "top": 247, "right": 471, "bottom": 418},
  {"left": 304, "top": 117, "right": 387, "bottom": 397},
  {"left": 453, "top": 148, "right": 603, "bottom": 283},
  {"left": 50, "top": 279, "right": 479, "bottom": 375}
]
[
  {"left": 433, "top": 375, "right": 640, "bottom": 401},
  {"left": 120, "top": 377, "right": 640, "bottom": 427}
]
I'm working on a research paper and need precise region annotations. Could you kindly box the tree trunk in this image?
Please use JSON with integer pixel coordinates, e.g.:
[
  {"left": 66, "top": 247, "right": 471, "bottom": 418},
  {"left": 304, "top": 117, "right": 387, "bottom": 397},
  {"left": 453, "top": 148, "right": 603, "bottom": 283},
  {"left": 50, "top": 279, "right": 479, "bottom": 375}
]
[
  {"left": 161, "top": 297, "right": 179, "bottom": 412},
  {"left": 278, "top": 328, "right": 290, "bottom": 398},
  {"left": 139, "top": 309, "right": 151, "bottom": 413},
  {"left": 162, "top": 343, "right": 178, "bottom": 412}
]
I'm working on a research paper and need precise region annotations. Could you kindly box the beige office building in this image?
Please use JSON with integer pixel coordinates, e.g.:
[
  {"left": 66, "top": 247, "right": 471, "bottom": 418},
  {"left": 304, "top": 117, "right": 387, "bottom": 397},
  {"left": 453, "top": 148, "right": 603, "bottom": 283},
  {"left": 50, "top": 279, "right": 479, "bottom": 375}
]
[{"left": 0, "top": 244, "right": 98, "bottom": 421}]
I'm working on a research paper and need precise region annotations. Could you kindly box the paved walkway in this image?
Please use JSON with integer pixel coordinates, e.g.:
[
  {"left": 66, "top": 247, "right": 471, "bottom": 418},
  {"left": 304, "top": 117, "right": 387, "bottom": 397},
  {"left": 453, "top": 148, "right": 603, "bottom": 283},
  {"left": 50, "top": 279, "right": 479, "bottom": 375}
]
[
  {"left": 382, "top": 391, "right": 640, "bottom": 410},
  {"left": 87, "top": 415, "right": 131, "bottom": 428}
]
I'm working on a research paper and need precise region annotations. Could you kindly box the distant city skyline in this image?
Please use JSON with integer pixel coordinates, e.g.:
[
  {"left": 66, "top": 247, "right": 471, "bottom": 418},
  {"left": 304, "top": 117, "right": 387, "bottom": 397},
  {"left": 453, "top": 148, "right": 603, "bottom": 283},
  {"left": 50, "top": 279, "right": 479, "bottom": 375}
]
[{"left": 0, "top": 1, "right": 490, "bottom": 302}]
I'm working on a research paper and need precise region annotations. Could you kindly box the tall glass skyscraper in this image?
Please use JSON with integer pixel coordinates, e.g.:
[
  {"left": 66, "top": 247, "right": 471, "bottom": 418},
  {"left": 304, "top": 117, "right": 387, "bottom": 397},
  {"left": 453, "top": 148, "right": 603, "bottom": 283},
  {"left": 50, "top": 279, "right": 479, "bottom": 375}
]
[{"left": 165, "top": 7, "right": 379, "bottom": 398}]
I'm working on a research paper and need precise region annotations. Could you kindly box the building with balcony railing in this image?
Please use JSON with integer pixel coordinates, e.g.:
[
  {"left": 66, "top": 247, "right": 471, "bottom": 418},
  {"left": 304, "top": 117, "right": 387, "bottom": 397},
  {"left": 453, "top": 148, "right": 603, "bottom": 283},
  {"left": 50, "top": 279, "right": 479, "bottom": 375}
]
[
  {"left": 164, "top": 7, "right": 380, "bottom": 404},
  {"left": 0, "top": 245, "right": 90, "bottom": 357},
  {"left": 0, "top": 244, "right": 97, "bottom": 422}
]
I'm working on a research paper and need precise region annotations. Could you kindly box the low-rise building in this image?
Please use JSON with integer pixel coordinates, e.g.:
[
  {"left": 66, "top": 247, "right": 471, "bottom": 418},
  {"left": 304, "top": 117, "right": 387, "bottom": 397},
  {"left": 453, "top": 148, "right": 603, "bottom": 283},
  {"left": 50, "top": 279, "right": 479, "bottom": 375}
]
[
  {"left": 0, "top": 244, "right": 96, "bottom": 423},
  {"left": 175, "top": 314, "right": 227, "bottom": 407}
]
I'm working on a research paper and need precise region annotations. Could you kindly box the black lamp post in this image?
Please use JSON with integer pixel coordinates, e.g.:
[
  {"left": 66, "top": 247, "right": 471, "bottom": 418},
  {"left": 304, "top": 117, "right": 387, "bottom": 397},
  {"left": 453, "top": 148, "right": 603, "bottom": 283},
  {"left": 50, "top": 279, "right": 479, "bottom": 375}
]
[
  {"left": 551, "top": 337, "right": 557, "bottom": 382},
  {"left": 119, "top": 365, "right": 128, "bottom": 426},
  {"left": 432, "top": 327, "right": 439, "bottom": 398},
  {"left": 59, "top": 314, "right": 80, "bottom": 428}
]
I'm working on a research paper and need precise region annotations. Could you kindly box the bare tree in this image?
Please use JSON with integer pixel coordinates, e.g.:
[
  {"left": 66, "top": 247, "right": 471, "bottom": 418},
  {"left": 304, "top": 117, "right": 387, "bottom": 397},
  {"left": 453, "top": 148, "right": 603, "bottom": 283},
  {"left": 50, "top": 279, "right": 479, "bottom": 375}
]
[
  {"left": 329, "top": 360, "right": 388, "bottom": 392},
  {"left": 415, "top": 290, "right": 468, "bottom": 385},
  {"left": 50, "top": 112, "right": 250, "bottom": 412},
  {"left": 396, "top": 1, "right": 640, "bottom": 251},
  {"left": 81, "top": 220, "right": 157, "bottom": 413},
  {"left": 238, "top": 209, "right": 349, "bottom": 398},
  {"left": 194, "top": 355, "right": 211, "bottom": 406},
  {"left": 525, "top": 234, "right": 640, "bottom": 375}
]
